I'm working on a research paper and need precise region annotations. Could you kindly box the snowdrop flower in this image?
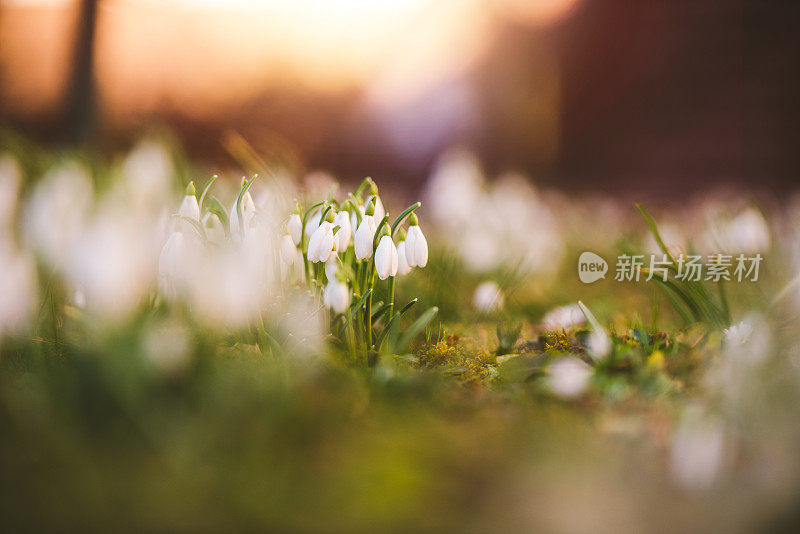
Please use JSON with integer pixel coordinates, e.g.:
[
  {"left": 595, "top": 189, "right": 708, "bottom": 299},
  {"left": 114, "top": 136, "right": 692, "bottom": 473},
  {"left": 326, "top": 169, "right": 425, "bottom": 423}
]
[
  {"left": 158, "top": 231, "right": 186, "bottom": 297},
  {"left": 307, "top": 220, "right": 335, "bottom": 263},
  {"left": 396, "top": 233, "right": 412, "bottom": 276},
  {"left": 371, "top": 194, "right": 385, "bottom": 222},
  {"left": 547, "top": 358, "right": 592, "bottom": 398},
  {"left": 354, "top": 211, "right": 377, "bottom": 260},
  {"left": 542, "top": 303, "right": 585, "bottom": 330},
  {"left": 587, "top": 330, "right": 612, "bottom": 361},
  {"left": 473, "top": 281, "right": 504, "bottom": 313},
  {"left": 375, "top": 234, "right": 399, "bottom": 280},
  {"left": 404, "top": 213, "right": 428, "bottom": 268},
  {"left": 0, "top": 244, "right": 37, "bottom": 334},
  {"left": 323, "top": 279, "right": 350, "bottom": 313},
  {"left": 332, "top": 210, "right": 352, "bottom": 250},
  {"left": 280, "top": 234, "right": 296, "bottom": 265},
  {"left": 325, "top": 253, "right": 339, "bottom": 281},
  {"left": 229, "top": 180, "right": 257, "bottom": 237},
  {"left": 178, "top": 182, "right": 200, "bottom": 221},
  {"left": 203, "top": 212, "right": 225, "bottom": 244},
  {"left": 288, "top": 213, "right": 303, "bottom": 245},
  {"left": 723, "top": 320, "right": 753, "bottom": 347},
  {"left": 305, "top": 210, "right": 322, "bottom": 237}
]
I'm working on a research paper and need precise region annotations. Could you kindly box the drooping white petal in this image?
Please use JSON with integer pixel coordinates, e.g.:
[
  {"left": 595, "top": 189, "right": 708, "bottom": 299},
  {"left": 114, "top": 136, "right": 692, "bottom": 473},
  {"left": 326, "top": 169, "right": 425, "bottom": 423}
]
[
  {"left": 372, "top": 195, "right": 385, "bottom": 222},
  {"left": 375, "top": 235, "right": 398, "bottom": 280},
  {"left": 288, "top": 213, "right": 303, "bottom": 245},
  {"left": 178, "top": 194, "right": 200, "bottom": 221},
  {"left": 308, "top": 221, "right": 334, "bottom": 263},
  {"left": 280, "top": 234, "right": 296, "bottom": 265},
  {"left": 354, "top": 215, "right": 376, "bottom": 260},
  {"left": 396, "top": 241, "right": 412, "bottom": 276},
  {"left": 305, "top": 211, "right": 321, "bottom": 237},
  {"left": 229, "top": 191, "right": 256, "bottom": 237},
  {"left": 405, "top": 225, "right": 428, "bottom": 267},
  {"left": 333, "top": 210, "right": 352, "bottom": 250}
]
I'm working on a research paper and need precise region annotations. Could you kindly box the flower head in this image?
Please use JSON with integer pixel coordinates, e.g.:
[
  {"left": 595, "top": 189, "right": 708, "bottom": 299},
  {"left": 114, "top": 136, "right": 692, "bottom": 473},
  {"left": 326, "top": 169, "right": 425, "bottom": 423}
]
[
  {"left": 396, "top": 237, "right": 412, "bottom": 276},
  {"left": 307, "top": 220, "right": 334, "bottom": 263},
  {"left": 404, "top": 214, "right": 428, "bottom": 268},
  {"left": 354, "top": 215, "right": 376, "bottom": 260},
  {"left": 288, "top": 213, "right": 303, "bottom": 245},
  {"left": 333, "top": 210, "right": 352, "bottom": 251},
  {"left": 375, "top": 235, "right": 399, "bottom": 280},
  {"left": 280, "top": 234, "right": 296, "bottom": 265}
]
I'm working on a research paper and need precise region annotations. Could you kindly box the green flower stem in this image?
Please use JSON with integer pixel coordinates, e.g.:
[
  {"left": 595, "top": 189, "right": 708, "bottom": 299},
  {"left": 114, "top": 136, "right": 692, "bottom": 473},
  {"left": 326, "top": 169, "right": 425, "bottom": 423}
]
[
  {"left": 387, "top": 276, "right": 396, "bottom": 320},
  {"left": 390, "top": 202, "right": 421, "bottom": 237},
  {"left": 365, "top": 260, "right": 375, "bottom": 349}
]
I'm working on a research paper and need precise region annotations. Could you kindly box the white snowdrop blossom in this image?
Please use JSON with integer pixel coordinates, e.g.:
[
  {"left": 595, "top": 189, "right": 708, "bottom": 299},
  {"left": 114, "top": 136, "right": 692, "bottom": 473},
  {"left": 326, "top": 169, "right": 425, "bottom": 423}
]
[
  {"left": 288, "top": 213, "right": 303, "bottom": 245},
  {"left": 354, "top": 215, "right": 377, "bottom": 260},
  {"left": 158, "top": 231, "right": 187, "bottom": 296},
  {"left": 323, "top": 279, "right": 350, "bottom": 313},
  {"left": 280, "top": 234, "right": 296, "bottom": 265},
  {"left": 229, "top": 189, "right": 256, "bottom": 237},
  {"left": 542, "top": 303, "right": 585, "bottom": 331},
  {"left": 396, "top": 240, "right": 412, "bottom": 276},
  {"left": 371, "top": 195, "right": 385, "bottom": 222},
  {"left": 547, "top": 358, "right": 592, "bottom": 398},
  {"left": 375, "top": 235, "right": 399, "bottom": 280},
  {"left": 178, "top": 192, "right": 200, "bottom": 221},
  {"left": 404, "top": 220, "right": 428, "bottom": 268},
  {"left": 203, "top": 212, "right": 225, "bottom": 244},
  {"left": 723, "top": 321, "right": 753, "bottom": 347},
  {"left": 332, "top": 210, "right": 352, "bottom": 251},
  {"left": 305, "top": 210, "right": 321, "bottom": 237},
  {"left": 473, "top": 281, "right": 504, "bottom": 313},
  {"left": 587, "top": 330, "right": 612, "bottom": 361},
  {"left": 307, "top": 220, "right": 335, "bottom": 263}
]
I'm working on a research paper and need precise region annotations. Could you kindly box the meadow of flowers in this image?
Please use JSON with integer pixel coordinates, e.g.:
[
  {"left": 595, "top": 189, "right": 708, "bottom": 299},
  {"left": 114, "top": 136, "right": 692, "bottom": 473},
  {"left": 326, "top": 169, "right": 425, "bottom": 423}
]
[{"left": 1, "top": 138, "right": 800, "bottom": 532}]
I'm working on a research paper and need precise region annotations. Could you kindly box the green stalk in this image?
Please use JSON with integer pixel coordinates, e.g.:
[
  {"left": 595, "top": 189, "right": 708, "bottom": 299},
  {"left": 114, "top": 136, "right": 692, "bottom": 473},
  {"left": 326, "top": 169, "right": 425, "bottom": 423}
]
[
  {"left": 387, "top": 276, "right": 396, "bottom": 319},
  {"left": 365, "top": 261, "right": 375, "bottom": 349}
]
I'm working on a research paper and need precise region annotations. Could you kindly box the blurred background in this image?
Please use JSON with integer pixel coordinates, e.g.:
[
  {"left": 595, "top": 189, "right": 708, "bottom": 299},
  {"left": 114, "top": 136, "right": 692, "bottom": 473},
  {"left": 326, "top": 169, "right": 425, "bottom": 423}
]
[{"left": 2, "top": 0, "right": 798, "bottom": 195}]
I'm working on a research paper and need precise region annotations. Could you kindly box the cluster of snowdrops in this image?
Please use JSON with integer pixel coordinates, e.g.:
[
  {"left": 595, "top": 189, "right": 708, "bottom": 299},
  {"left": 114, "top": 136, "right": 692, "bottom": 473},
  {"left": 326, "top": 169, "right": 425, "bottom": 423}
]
[{"left": 159, "top": 175, "right": 434, "bottom": 353}]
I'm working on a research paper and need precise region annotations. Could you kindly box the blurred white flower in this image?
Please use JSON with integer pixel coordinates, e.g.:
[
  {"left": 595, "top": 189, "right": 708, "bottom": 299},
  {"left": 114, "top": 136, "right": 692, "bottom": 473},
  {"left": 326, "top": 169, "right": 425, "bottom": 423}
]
[
  {"left": 308, "top": 220, "right": 334, "bottom": 263},
  {"left": 542, "top": 303, "right": 585, "bottom": 331},
  {"left": 325, "top": 253, "right": 339, "bottom": 281},
  {"left": 587, "top": 330, "right": 611, "bottom": 361},
  {"left": 24, "top": 162, "right": 93, "bottom": 267},
  {"left": 0, "top": 243, "right": 37, "bottom": 335},
  {"left": 159, "top": 231, "right": 187, "bottom": 297},
  {"left": 354, "top": 214, "right": 377, "bottom": 260},
  {"left": 323, "top": 279, "right": 350, "bottom": 313},
  {"left": 404, "top": 220, "right": 428, "bottom": 268},
  {"left": 547, "top": 358, "right": 592, "bottom": 398},
  {"left": 288, "top": 213, "right": 303, "bottom": 245},
  {"left": 202, "top": 212, "right": 225, "bottom": 244},
  {"left": 121, "top": 140, "right": 172, "bottom": 210},
  {"left": 375, "top": 235, "right": 399, "bottom": 280},
  {"left": 670, "top": 406, "right": 726, "bottom": 491},
  {"left": 473, "top": 281, "right": 504, "bottom": 313},
  {"left": 229, "top": 188, "right": 256, "bottom": 237},
  {"left": 703, "top": 207, "right": 770, "bottom": 255},
  {"left": 723, "top": 321, "right": 753, "bottom": 347},
  {"left": 280, "top": 234, "right": 296, "bottom": 266}
]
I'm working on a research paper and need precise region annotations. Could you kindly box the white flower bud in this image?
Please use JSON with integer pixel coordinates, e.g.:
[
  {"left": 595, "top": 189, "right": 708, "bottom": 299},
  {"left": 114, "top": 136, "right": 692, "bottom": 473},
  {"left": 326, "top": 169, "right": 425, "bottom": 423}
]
[
  {"left": 307, "top": 220, "right": 334, "bottom": 263},
  {"left": 178, "top": 194, "right": 200, "bottom": 221},
  {"left": 404, "top": 224, "right": 428, "bottom": 268},
  {"left": 305, "top": 210, "right": 321, "bottom": 237},
  {"left": 280, "top": 234, "right": 296, "bottom": 265},
  {"left": 354, "top": 215, "right": 376, "bottom": 260},
  {"left": 323, "top": 279, "right": 350, "bottom": 314},
  {"left": 288, "top": 213, "right": 302, "bottom": 245},
  {"left": 375, "top": 235, "right": 398, "bottom": 280},
  {"left": 229, "top": 190, "right": 256, "bottom": 236},
  {"left": 547, "top": 358, "right": 592, "bottom": 398},
  {"left": 158, "top": 231, "right": 186, "bottom": 297}
]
